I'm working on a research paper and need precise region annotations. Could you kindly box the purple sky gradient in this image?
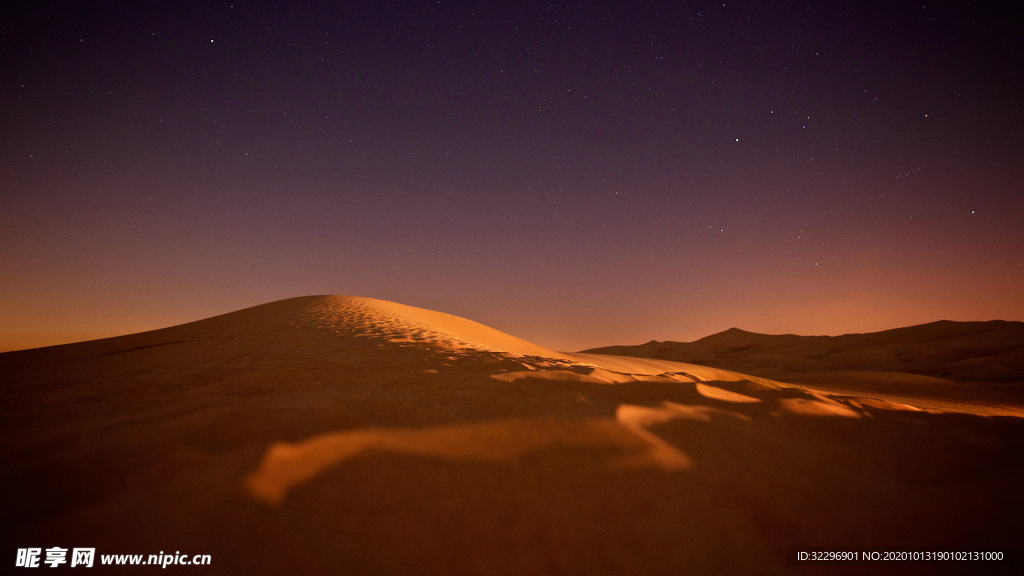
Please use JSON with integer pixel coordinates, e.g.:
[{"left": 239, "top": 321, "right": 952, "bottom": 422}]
[{"left": 2, "top": 0, "right": 1022, "bottom": 351}]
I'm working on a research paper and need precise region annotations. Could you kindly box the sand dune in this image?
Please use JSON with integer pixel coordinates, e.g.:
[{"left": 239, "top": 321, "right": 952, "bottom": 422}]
[
  {"left": 3, "top": 296, "right": 1023, "bottom": 574},
  {"left": 586, "top": 321, "right": 1024, "bottom": 416},
  {"left": 585, "top": 321, "right": 1024, "bottom": 380}
]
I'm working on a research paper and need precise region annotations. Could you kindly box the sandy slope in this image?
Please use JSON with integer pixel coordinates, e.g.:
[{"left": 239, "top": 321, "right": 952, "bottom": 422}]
[
  {"left": 2, "top": 296, "right": 1023, "bottom": 575},
  {"left": 586, "top": 322, "right": 1024, "bottom": 417},
  {"left": 585, "top": 321, "right": 1024, "bottom": 381}
]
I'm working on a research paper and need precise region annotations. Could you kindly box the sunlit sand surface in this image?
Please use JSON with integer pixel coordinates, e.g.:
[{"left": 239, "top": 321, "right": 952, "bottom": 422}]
[
  {"left": 3, "top": 296, "right": 1023, "bottom": 574},
  {"left": 244, "top": 415, "right": 691, "bottom": 507}
]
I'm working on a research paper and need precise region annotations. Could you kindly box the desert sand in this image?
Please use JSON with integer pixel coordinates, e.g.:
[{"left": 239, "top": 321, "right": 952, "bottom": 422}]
[
  {"left": 586, "top": 322, "right": 1024, "bottom": 418},
  {"left": 2, "top": 296, "right": 1022, "bottom": 574}
]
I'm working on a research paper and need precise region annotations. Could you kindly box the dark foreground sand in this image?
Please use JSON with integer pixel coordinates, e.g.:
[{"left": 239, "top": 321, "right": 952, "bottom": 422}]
[{"left": 2, "top": 296, "right": 1022, "bottom": 574}]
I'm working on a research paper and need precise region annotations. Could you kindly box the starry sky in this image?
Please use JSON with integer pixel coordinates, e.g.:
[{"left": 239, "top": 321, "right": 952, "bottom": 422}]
[{"left": 2, "top": 0, "right": 1022, "bottom": 352}]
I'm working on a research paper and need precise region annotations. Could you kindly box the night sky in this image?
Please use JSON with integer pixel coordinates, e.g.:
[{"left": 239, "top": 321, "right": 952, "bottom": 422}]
[{"left": 2, "top": 0, "right": 1022, "bottom": 352}]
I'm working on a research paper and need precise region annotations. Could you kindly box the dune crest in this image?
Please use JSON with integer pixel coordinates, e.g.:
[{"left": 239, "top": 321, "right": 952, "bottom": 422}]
[
  {"left": 301, "top": 296, "right": 779, "bottom": 385},
  {"left": 302, "top": 296, "right": 574, "bottom": 359}
]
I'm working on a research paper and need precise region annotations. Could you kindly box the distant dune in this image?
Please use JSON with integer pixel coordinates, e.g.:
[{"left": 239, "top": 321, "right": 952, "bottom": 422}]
[
  {"left": 586, "top": 321, "right": 1024, "bottom": 415},
  {"left": 585, "top": 321, "right": 1024, "bottom": 380},
  {"left": 3, "top": 296, "right": 1023, "bottom": 574}
]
